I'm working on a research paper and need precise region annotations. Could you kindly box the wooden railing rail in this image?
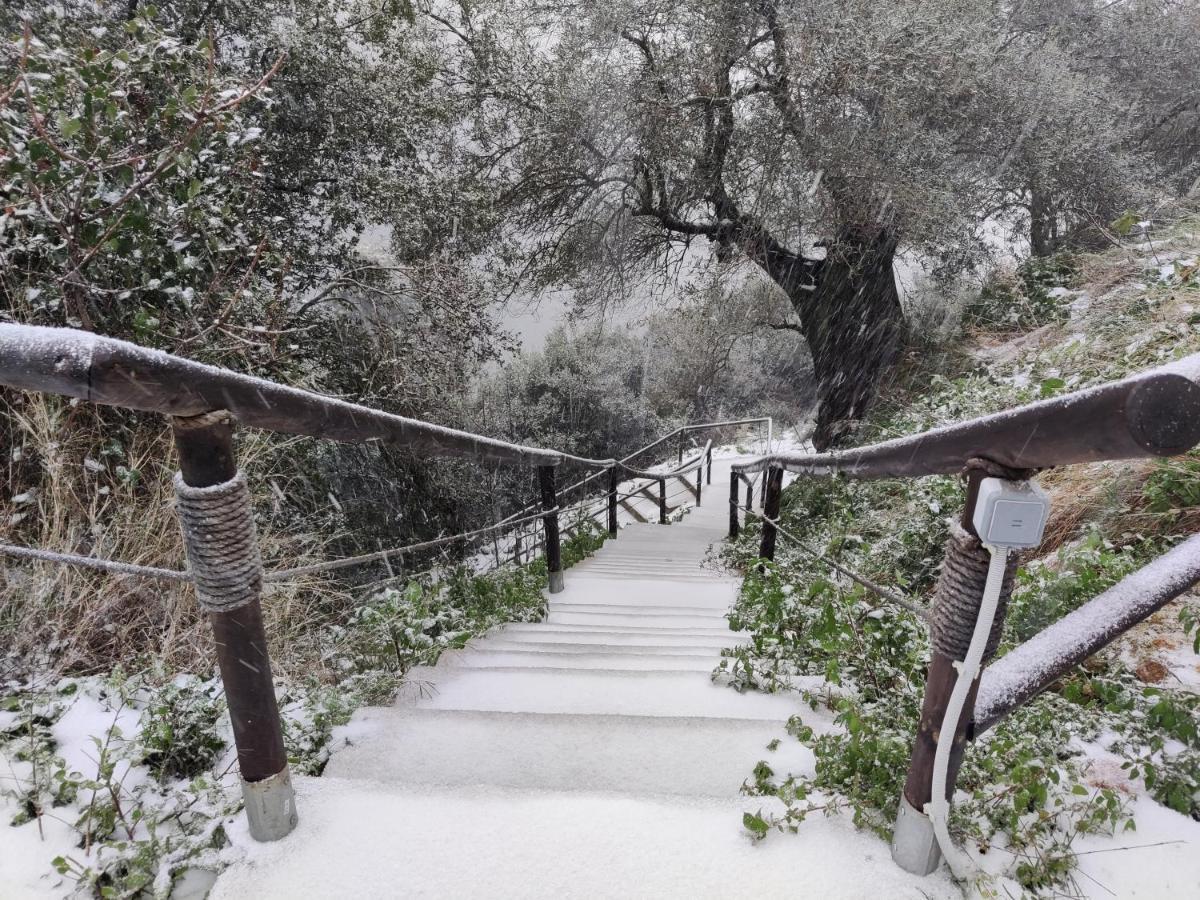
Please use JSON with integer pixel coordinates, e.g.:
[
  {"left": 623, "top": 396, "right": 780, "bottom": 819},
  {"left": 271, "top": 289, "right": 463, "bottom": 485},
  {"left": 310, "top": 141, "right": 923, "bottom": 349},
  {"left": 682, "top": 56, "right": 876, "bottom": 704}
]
[
  {"left": 0, "top": 323, "right": 771, "bottom": 845},
  {"left": 725, "top": 350, "right": 1200, "bottom": 878}
]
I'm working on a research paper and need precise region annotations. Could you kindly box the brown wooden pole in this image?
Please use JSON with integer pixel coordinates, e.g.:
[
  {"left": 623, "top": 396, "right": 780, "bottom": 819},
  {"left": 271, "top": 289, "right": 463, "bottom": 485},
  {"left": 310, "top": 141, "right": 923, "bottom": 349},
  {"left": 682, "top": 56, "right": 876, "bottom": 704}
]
[
  {"left": 695, "top": 465, "right": 703, "bottom": 507},
  {"left": 658, "top": 478, "right": 667, "bottom": 524},
  {"left": 538, "top": 465, "right": 564, "bottom": 593},
  {"left": 706, "top": 446, "right": 712, "bottom": 485},
  {"left": 729, "top": 476, "right": 740, "bottom": 538},
  {"left": 607, "top": 466, "right": 618, "bottom": 537},
  {"left": 759, "top": 466, "right": 784, "bottom": 561},
  {"left": 171, "top": 412, "right": 296, "bottom": 842},
  {"left": 892, "top": 474, "right": 1014, "bottom": 875}
]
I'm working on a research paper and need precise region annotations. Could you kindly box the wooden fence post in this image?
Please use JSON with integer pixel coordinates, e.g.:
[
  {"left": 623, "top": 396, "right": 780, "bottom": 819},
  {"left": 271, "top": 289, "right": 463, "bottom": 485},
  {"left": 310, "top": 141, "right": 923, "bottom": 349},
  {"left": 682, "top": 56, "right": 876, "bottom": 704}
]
[
  {"left": 729, "top": 475, "right": 740, "bottom": 538},
  {"left": 706, "top": 445, "right": 713, "bottom": 485},
  {"left": 658, "top": 478, "right": 668, "bottom": 524},
  {"left": 170, "top": 412, "right": 297, "bottom": 842},
  {"left": 743, "top": 474, "right": 752, "bottom": 512},
  {"left": 759, "top": 465, "right": 784, "bottom": 561},
  {"left": 607, "top": 466, "right": 618, "bottom": 538},
  {"left": 538, "top": 465, "right": 564, "bottom": 593},
  {"left": 892, "top": 470, "right": 1016, "bottom": 875},
  {"left": 695, "top": 464, "right": 703, "bottom": 507}
]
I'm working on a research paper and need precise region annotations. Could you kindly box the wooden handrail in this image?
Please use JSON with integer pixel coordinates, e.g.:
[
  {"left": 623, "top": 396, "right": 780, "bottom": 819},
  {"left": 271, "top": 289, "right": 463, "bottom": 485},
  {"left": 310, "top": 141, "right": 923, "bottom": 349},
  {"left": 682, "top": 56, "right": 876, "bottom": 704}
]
[
  {"left": 0, "top": 324, "right": 613, "bottom": 467},
  {"left": 733, "top": 353, "right": 1200, "bottom": 479}
]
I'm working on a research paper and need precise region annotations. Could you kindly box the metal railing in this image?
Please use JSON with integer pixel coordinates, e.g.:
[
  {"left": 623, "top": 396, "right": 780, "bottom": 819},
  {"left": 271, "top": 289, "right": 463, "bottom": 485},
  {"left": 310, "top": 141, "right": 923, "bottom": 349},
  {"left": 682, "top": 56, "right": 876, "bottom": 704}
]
[
  {"left": 0, "top": 322, "right": 772, "bottom": 842},
  {"left": 727, "top": 348, "right": 1200, "bottom": 877}
]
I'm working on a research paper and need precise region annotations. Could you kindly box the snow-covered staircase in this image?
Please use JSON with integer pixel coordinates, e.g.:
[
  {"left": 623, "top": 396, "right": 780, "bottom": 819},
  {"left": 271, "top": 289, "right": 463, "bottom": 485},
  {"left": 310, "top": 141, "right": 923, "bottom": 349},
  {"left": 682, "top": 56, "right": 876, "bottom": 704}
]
[{"left": 211, "top": 460, "right": 957, "bottom": 899}]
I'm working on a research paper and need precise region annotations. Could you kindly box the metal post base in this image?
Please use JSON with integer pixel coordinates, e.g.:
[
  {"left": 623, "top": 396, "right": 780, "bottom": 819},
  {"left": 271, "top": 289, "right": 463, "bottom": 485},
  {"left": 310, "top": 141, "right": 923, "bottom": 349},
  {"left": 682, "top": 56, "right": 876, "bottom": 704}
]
[
  {"left": 548, "top": 570, "right": 564, "bottom": 594},
  {"left": 891, "top": 795, "right": 941, "bottom": 875},
  {"left": 243, "top": 766, "right": 298, "bottom": 842}
]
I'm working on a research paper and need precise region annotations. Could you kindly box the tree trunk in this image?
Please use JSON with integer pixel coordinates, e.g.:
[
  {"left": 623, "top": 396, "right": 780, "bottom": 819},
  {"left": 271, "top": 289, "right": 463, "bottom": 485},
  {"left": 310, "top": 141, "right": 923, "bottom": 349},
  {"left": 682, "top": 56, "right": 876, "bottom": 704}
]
[
  {"left": 1029, "top": 187, "right": 1054, "bottom": 257},
  {"left": 788, "top": 228, "right": 905, "bottom": 450}
]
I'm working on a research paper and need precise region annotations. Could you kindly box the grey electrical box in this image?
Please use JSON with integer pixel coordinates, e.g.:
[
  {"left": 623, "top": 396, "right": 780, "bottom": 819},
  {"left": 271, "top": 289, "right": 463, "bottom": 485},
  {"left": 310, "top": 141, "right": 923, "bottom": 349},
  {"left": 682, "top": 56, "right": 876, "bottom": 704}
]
[{"left": 972, "top": 478, "right": 1050, "bottom": 550}]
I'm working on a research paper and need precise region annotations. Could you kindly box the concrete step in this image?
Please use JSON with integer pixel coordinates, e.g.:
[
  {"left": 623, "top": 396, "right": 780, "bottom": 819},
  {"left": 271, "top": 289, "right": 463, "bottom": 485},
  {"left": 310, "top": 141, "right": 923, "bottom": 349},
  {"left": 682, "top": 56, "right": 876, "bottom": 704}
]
[
  {"left": 547, "top": 610, "right": 730, "bottom": 628},
  {"left": 546, "top": 602, "right": 729, "bottom": 618},
  {"left": 477, "top": 631, "right": 739, "bottom": 649},
  {"left": 210, "top": 777, "right": 959, "bottom": 900},
  {"left": 495, "top": 622, "right": 743, "bottom": 638},
  {"left": 466, "top": 638, "right": 733, "bottom": 656},
  {"left": 325, "top": 708, "right": 801, "bottom": 796},
  {"left": 397, "top": 667, "right": 803, "bottom": 719},
  {"left": 445, "top": 650, "right": 719, "bottom": 672},
  {"left": 551, "top": 578, "right": 738, "bottom": 607}
]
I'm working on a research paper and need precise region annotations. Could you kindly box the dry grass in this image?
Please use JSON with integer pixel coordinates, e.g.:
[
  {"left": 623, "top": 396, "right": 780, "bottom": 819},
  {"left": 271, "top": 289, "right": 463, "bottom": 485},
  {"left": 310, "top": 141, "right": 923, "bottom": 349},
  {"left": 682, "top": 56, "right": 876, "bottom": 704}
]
[{"left": 0, "top": 391, "right": 352, "bottom": 681}]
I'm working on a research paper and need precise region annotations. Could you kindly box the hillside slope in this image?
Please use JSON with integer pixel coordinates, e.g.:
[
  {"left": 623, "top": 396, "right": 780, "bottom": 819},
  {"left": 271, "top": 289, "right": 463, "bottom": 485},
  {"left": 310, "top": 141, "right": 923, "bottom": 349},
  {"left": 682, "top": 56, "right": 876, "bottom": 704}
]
[{"left": 721, "top": 217, "right": 1200, "bottom": 896}]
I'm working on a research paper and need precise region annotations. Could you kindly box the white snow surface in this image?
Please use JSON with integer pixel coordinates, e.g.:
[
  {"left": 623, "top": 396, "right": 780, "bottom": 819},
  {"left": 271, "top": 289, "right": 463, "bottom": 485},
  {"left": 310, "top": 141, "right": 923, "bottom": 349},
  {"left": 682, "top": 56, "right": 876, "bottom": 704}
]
[{"left": 211, "top": 455, "right": 959, "bottom": 898}]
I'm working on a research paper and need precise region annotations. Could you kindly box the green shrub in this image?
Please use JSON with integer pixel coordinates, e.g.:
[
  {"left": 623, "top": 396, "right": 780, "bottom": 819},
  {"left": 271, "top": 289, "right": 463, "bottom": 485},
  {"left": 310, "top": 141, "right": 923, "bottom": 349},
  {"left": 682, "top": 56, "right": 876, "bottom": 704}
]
[
  {"left": 140, "top": 680, "right": 226, "bottom": 781},
  {"left": 965, "top": 252, "right": 1078, "bottom": 331}
]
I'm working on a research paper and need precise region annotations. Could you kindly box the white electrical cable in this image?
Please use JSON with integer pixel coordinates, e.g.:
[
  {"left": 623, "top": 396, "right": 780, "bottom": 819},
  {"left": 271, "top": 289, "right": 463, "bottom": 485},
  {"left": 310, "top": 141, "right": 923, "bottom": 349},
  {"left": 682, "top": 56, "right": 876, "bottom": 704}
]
[{"left": 927, "top": 543, "right": 1009, "bottom": 881}]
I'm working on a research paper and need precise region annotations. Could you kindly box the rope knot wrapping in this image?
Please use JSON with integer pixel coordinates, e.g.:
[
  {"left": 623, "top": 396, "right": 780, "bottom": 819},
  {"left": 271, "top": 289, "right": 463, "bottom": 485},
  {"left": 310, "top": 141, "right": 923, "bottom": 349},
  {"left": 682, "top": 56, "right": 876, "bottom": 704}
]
[
  {"left": 174, "top": 470, "right": 262, "bottom": 613},
  {"left": 930, "top": 521, "right": 1018, "bottom": 661}
]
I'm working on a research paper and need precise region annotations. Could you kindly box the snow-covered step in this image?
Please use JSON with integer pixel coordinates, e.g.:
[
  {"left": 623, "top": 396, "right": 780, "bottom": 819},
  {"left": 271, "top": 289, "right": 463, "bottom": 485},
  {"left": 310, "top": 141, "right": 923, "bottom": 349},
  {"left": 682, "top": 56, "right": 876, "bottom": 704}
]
[
  {"left": 472, "top": 628, "right": 734, "bottom": 648},
  {"left": 446, "top": 650, "right": 719, "bottom": 672},
  {"left": 399, "top": 668, "right": 803, "bottom": 719},
  {"left": 547, "top": 602, "right": 729, "bottom": 617},
  {"left": 464, "top": 638, "right": 731, "bottom": 657},
  {"left": 210, "top": 777, "right": 959, "bottom": 900},
  {"left": 552, "top": 578, "right": 737, "bottom": 607},
  {"left": 325, "top": 708, "right": 800, "bottom": 796},
  {"left": 458, "top": 643, "right": 724, "bottom": 662},
  {"left": 494, "top": 628, "right": 744, "bottom": 643},
  {"left": 547, "top": 610, "right": 729, "bottom": 628}
]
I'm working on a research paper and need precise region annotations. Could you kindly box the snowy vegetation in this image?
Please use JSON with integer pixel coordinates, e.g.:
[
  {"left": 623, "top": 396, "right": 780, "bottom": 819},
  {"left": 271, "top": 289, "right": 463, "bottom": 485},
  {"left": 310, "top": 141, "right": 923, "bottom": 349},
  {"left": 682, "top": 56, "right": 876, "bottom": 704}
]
[
  {"left": 721, "top": 217, "right": 1200, "bottom": 893},
  {"left": 2, "top": 0, "right": 1200, "bottom": 896}
]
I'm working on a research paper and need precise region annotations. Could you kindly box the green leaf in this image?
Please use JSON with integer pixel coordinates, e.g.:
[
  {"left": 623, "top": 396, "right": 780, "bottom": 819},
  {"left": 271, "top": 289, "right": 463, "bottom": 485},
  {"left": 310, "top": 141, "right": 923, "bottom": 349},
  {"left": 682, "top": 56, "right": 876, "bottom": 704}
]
[
  {"left": 59, "top": 117, "right": 82, "bottom": 140},
  {"left": 1111, "top": 210, "right": 1140, "bottom": 237},
  {"left": 743, "top": 811, "right": 770, "bottom": 840},
  {"left": 1039, "top": 377, "right": 1065, "bottom": 398}
]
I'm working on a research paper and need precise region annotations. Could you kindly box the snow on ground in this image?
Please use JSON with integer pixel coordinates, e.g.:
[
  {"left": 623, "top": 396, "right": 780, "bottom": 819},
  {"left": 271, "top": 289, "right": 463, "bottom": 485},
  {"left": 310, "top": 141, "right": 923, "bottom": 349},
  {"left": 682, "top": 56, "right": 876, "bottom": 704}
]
[
  {"left": 212, "top": 777, "right": 959, "bottom": 900},
  {"left": 210, "top": 454, "right": 962, "bottom": 899}
]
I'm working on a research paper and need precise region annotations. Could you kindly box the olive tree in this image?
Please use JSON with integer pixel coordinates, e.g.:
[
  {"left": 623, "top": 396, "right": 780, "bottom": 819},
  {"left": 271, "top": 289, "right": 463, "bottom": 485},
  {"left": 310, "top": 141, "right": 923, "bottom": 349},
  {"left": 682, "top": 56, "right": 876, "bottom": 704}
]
[{"left": 433, "top": 0, "right": 1172, "bottom": 447}]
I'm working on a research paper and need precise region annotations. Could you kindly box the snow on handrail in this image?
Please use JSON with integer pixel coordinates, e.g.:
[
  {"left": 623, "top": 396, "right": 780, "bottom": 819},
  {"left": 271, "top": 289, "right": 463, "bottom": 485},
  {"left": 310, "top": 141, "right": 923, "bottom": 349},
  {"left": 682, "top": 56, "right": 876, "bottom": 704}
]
[
  {"left": 732, "top": 353, "right": 1200, "bottom": 479},
  {"left": 973, "top": 531, "right": 1200, "bottom": 733},
  {"left": 0, "top": 324, "right": 613, "bottom": 467}
]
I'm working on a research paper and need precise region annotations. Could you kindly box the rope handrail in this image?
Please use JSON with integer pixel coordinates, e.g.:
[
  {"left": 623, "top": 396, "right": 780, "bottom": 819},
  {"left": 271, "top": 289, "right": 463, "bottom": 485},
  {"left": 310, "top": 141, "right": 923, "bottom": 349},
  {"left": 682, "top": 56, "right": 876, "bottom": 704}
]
[
  {"left": 732, "top": 353, "right": 1200, "bottom": 480},
  {"left": 0, "top": 506, "right": 559, "bottom": 585},
  {"left": 737, "top": 506, "right": 931, "bottom": 622}
]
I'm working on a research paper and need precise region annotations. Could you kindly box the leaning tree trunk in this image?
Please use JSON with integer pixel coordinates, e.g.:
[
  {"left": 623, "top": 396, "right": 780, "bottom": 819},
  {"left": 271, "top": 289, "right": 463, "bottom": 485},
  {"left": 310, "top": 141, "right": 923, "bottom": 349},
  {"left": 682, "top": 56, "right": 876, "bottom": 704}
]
[{"left": 791, "top": 228, "right": 905, "bottom": 450}]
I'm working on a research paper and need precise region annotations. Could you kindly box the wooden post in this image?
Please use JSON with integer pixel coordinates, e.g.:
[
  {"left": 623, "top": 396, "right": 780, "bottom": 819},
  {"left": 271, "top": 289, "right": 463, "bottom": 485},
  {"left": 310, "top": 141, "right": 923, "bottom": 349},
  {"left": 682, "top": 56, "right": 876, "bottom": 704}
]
[
  {"left": 760, "top": 470, "right": 767, "bottom": 507},
  {"left": 695, "top": 465, "right": 703, "bottom": 507},
  {"left": 743, "top": 474, "right": 752, "bottom": 511},
  {"left": 729, "top": 475, "right": 739, "bottom": 538},
  {"left": 171, "top": 412, "right": 296, "bottom": 842},
  {"left": 678, "top": 432, "right": 685, "bottom": 465},
  {"left": 538, "top": 465, "right": 564, "bottom": 593},
  {"left": 893, "top": 473, "right": 1007, "bottom": 875},
  {"left": 658, "top": 478, "right": 667, "bottom": 524},
  {"left": 706, "top": 445, "right": 713, "bottom": 485},
  {"left": 759, "top": 465, "right": 784, "bottom": 561},
  {"left": 607, "top": 466, "right": 618, "bottom": 537}
]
